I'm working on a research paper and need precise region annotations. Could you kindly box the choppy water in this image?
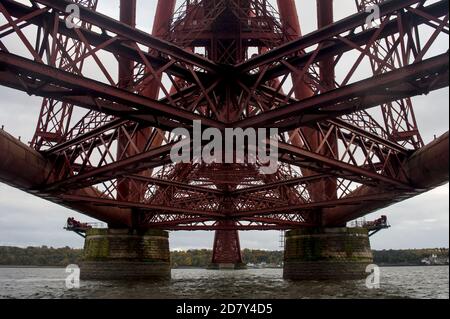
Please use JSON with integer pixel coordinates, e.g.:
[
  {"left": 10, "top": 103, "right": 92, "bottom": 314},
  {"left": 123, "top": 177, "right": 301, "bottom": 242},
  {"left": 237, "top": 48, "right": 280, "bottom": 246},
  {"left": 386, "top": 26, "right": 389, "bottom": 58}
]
[{"left": 0, "top": 266, "right": 448, "bottom": 299}]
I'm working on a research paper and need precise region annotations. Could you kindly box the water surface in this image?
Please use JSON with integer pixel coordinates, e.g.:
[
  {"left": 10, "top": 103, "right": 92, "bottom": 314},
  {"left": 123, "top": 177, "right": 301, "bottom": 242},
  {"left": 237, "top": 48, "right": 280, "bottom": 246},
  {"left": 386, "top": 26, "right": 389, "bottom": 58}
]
[{"left": 0, "top": 266, "right": 448, "bottom": 299}]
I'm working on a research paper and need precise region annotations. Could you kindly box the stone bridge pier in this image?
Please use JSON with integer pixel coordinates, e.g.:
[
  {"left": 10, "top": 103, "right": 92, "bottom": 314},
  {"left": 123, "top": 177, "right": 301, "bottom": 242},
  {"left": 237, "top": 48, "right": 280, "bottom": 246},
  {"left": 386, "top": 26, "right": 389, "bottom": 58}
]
[
  {"left": 283, "top": 228, "right": 373, "bottom": 280},
  {"left": 81, "top": 229, "right": 171, "bottom": 280}
]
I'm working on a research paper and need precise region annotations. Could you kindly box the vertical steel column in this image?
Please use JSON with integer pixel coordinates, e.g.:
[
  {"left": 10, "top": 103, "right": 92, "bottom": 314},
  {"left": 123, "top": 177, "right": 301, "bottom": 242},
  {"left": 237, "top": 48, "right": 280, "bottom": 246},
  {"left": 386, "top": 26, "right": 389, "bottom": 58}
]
[
  {"left": 31, "top": 0, "right": 99, "bottom": 150},
  {"left": 317, "top": 0, "right": 334, "bottom": 90},
  {"left": 135, "top": 0, "right": 177, "bottom": 183},
  {"left": 317, "top": 0, "right": 338, "bottom": 202},
  {"left": 143, "top": 0, "right": 177, "bottom": 99},
  {"left": 117, "top": 0, "right": 176, "bottom": 206},
  {"left": 116, "top": 0, "right": 137, "bottom": 204},
  {"left": 277, "top": 0, "right": 335, "bottom": 210},
  {"left": 211, "top": 220, "right": 244, "bottom": 268},
  {"left": 211, "top": 194, "right": 244, "bottom": 267},
  {"left": 355, "top": 0, "right": 424, "bottom": 149},
  {"left": 154, "top": 0, "right": 177, "bottom": 35},
  {"left": 276, "top": 0, "right": 313, "bottom": 100},
  {"left": 118, "top": 0, "right": 136, "bottom": 90}
]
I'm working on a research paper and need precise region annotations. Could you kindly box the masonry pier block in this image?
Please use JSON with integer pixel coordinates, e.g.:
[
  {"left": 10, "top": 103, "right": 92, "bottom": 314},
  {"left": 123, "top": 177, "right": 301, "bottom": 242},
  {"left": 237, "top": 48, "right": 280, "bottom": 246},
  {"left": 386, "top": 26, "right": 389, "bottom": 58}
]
[
  {"left": 283, "top": 227, "right": 373, "bottom": 280},
  {"left": 81, "top": 229, "right": 171, "bottom": 280}
]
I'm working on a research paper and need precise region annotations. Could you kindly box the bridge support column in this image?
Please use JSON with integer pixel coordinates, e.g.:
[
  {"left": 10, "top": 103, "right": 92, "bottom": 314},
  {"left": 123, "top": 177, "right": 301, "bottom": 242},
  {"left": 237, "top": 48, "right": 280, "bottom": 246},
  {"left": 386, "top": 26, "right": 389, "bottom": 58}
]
[
  {"left": 283, "top": 227, "right": 373, "bottom": 280},
  {"left": 208, "top": 221, "right": 247, "bottom": 270},
  {"left": 81, "top": 229, "right": 171, "bottom": 280}
]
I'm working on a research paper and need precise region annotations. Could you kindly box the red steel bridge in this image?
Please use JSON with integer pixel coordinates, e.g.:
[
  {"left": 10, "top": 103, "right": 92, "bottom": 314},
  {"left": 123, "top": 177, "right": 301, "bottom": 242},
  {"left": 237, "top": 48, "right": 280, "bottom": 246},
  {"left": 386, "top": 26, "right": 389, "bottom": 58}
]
[{"left": 0, "top": 0, "right": 448, "bottom": 266}]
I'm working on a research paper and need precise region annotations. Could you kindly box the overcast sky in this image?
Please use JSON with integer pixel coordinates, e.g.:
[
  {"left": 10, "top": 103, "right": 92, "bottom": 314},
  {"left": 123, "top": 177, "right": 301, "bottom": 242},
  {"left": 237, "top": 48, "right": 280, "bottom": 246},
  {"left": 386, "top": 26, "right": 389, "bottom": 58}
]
[{"left": 0, "top": 0, "right": 448, "bottom": 251}]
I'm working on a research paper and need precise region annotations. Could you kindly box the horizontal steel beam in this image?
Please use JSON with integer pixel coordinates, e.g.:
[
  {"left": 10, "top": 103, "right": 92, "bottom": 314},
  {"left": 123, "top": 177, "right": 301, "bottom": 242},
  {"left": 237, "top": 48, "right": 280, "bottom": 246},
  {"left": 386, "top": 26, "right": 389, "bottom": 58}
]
[
  {"left": 41, "top": 141, "right": 178, "bottom": 192},
  {"left": 322, "top": 132, "right": 450, "bottom": 226},
  {"left": 238, "top": 53, "right": 449, "bottom": 129},
  {"left": 260, "top": 0, "right": 448, "bottom": 82},
  {"left": 0, "top": 52, "right": 224, "bottom": 129},
  {"left": 0, "top": 0, "right": 202, "bottom": 82},
  {"left": 158, "top": 225, "right": 302, "bottom": 231},
  {"left": 233, "top": 192, "right": 398, "bottom": 218},
  {"left": 236, "top": 0, "right": 447, "bottom": 73},
  {"left": 127, "top": 175, "right": 225, "bottom": 196},
  {"left": 44, "top": 85, "right": 200, "bottom": 156},
  {"left": 30, "top": 0, "right": 221, "bottom": 73},
  {"left": 230, "top": 174, "right": 330, "bottom": 196},
  {"left": 60, "top": 194, "right": 225, "bottom": 218},
  {"left": 0, "top": 129, "right": 133, "bottom": 226},
  {"left": 277, "top": 141, "right": 411, "bottom": 189},
  {"left": 145, "top": 216, "right": 313, "bottom": 229},
  {"left": 143, "top": 217, "right": 214, "bottom": 228},
  {"left": 257, "top": 86, "right": 409, "bottom": 154},
  {"left": 243, "top": 216, "right": 314, "bottom": 227}
]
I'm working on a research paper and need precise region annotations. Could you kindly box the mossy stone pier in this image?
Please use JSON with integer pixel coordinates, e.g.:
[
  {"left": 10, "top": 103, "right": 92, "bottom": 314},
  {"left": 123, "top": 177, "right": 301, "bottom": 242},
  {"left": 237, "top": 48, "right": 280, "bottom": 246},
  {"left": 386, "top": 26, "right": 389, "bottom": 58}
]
[
  {"left": 283, "top": 228, "right": 373, "bottom": 280},
  {"left": 81, "top": 229, "right": 171, "bottom": 280}
]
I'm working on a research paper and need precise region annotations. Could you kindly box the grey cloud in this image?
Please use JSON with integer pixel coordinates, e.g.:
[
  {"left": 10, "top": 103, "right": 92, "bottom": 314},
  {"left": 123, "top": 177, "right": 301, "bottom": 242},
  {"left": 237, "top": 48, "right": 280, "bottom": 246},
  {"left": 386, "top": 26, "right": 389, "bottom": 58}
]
[{"left": 367, "top": 184, "right": 449, "bottom": 250}]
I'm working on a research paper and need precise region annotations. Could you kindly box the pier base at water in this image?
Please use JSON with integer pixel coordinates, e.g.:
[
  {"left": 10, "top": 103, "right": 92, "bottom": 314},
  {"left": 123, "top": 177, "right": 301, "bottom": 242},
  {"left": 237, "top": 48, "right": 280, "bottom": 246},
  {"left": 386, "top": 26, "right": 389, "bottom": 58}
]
[
  {"left": 81, "top": 229, "right": 171, "bottom": 280},
  {"left": 208, "top": 223, "right": 247, "bottom": 270},
  {"left": 283, "top": 227, "right": 373, "bottom": 280}
]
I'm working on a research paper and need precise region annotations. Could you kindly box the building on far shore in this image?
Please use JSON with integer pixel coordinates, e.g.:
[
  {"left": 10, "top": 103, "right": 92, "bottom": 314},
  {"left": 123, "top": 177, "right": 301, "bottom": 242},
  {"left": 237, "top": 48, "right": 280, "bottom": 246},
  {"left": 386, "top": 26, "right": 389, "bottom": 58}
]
[{"left": 421, "top": 254, "right": 449, "bottom": 266}]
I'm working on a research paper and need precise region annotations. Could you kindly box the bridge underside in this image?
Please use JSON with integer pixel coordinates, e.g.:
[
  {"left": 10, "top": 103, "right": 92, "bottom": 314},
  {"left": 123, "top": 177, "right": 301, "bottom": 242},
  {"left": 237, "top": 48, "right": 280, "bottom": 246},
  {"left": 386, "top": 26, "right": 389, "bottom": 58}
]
[
  {"left": 0, "top": 0, "right": 448, "bottom": 279},
  {"left": 1, "top": 129, "right": 448, "bottom": 228},
  {"left": 1, "top": 126, "right": 448, "bottom": 279}
]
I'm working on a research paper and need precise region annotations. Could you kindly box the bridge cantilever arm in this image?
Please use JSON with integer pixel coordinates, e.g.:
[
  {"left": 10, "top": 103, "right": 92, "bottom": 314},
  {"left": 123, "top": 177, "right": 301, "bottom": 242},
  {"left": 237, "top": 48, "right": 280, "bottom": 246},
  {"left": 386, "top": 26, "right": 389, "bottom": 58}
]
[
  {"left": 235, "top": 53, "right": 449, "bottom": 129},
  {"left": 0, "top": 52, "right": 225, "bottom": 130},
  {"left": 234, "top": 0, "right": 445, "bottom": 73},
  {"left": 322, "top": 132, "right": 450, "bottom": 226},
  {"left": 0, "top": 129, "right": 133, "bottom": 227},
  {"left": 31, "top": 0, "right": 222, "bottom": 74}
]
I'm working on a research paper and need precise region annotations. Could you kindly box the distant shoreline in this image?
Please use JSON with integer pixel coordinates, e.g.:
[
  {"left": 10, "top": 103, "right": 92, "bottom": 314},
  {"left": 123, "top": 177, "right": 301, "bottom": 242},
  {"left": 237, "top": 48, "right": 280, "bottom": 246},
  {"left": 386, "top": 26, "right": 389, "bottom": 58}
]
[{"left": 1, "top": 246, "right": 448, "bottom": 269}]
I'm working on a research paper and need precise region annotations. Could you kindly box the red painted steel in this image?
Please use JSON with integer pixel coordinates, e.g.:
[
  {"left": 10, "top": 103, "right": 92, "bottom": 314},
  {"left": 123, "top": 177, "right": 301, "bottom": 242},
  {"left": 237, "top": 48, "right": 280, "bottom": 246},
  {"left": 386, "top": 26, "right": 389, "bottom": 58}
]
[
  {"left": 211, "top": 220, "right": 243, "bottom": 266},
  {"left": 117, "top": 0, "right": 137, "bottom": 202},
  {"left": 0, "top": 0, "right": 448, "bottom": 260},
  {"left": 355, "top": 0, "right": 425, "bottom": 149},
  {"left": 29, "top": 0, "right": 99, "bottom": 151}
]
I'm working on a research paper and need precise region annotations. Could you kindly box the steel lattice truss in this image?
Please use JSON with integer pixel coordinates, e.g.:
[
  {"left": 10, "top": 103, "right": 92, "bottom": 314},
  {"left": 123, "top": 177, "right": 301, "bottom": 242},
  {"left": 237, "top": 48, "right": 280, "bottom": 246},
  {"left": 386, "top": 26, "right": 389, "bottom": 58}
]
[{"left": 0, "top": 0, "right": 448, "bottom": 231}]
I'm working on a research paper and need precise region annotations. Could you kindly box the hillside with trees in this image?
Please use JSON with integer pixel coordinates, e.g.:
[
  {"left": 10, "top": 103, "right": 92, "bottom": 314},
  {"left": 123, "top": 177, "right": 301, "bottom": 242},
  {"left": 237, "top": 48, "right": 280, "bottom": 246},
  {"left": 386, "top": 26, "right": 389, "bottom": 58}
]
[
  {"left": 0, "top": 246, "right": 82, "bottom": 267},
  {"left": 373, "top": 248, "right": 449, "bottom": 266},
  {"left": 0, "top": 246, "right": 448, "bottom": 267}
]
